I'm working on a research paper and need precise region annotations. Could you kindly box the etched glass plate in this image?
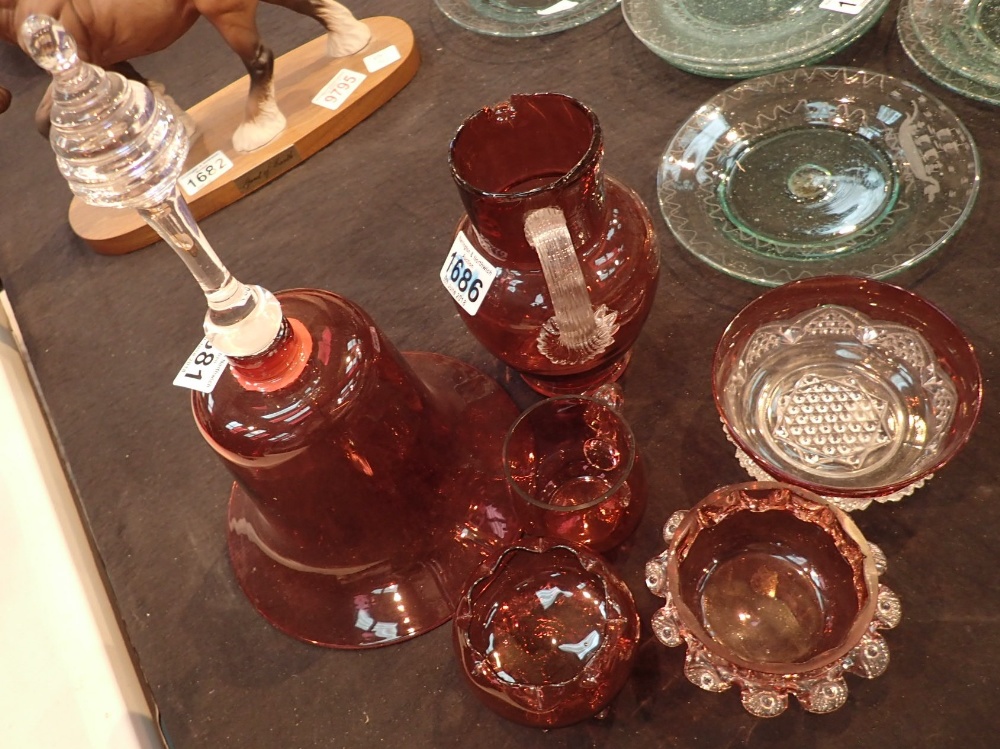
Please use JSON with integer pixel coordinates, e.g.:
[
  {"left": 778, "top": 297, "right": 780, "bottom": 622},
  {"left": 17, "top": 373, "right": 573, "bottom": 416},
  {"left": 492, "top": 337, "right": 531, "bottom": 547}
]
[
  {"left": 658, "top": 67, "right": 980, "bottom": 286},
  {"left": 435, "top": 0, "right": 619, "bottom": 37},
  {"left": 622, "top": 0, "right": 891, "bottom": 78},
  {"left": 899, "top": 0, "right": 1000, "bottom": 104},
  {"left": 906, "top": 0, "right": 1000, "bottom": 89}
]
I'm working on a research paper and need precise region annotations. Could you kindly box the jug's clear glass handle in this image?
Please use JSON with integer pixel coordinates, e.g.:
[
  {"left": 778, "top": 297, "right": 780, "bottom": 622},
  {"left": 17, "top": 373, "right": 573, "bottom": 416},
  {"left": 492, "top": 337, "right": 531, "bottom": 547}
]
[{"left": 524, "top": 207, "right": 618, "bottom": 366}]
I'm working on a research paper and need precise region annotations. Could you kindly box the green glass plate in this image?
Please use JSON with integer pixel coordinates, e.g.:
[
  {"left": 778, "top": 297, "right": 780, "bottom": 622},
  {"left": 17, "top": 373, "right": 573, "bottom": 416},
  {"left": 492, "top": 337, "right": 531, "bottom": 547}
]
[
  {"left": 899, "top": 0, "right": 1000, "bottom": 105},
  {"left": 658, "top": 67, "right": 980, "bottom": 286},
  {"left": 435, "top": 0, "right": 619, "bottom": 37},
  {"left": 906, "top": 0, "right": 1000, "bottom": 90},
  {"left": 623, "top": 0, "right": 890, "bottom": 78}
]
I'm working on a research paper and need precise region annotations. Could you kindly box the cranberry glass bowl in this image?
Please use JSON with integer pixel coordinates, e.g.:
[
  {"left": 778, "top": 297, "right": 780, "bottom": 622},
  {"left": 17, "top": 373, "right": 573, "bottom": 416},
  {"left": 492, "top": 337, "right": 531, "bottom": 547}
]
[
  {"left": 646, "top": 482, "right": 902, "bottom": 717},
  {"left": 453, "top": 538, "right": 640, "bottom": 727},
  {"left": 713, "top": 276, "right": 982, "bottom": 510}
]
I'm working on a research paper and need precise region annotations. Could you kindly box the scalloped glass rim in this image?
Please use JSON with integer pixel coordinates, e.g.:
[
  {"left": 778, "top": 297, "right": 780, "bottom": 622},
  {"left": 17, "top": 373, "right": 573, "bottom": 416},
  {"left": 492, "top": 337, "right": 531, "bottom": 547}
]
[
  {"left": 711, "top": 276, "right": 984, "bottom": 501},
  {"left": 906, "top": 0, "right": 1000, "bottom": 89},
  {"left": 666, "top": 483, "right": 879, "bottom": 676},
  {"left": 658, "top": 67, "right": 980, "bottom": 287},
  {"left": 899, "top": 0, "right": 1000, "bottom": 105},
  {"left": 622, "top": 0, "right": 890, "bottom": 74},
  {"left": 434, "top": 0, "right": 619, "bottom": 37}
]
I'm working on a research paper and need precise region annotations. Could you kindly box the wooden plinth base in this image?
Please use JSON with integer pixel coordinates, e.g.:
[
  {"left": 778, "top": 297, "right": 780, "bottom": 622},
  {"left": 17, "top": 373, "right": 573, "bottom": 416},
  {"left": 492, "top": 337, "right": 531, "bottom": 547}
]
[{"left": 68, "top": 16, "right": 418, "bottom": 255}]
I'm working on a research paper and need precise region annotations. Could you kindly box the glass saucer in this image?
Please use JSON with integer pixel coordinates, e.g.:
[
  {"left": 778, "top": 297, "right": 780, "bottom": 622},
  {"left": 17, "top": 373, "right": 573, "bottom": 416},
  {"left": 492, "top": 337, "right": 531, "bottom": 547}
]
[
  {"left": 899, "top": 0, "right": 1000, "bottom": 104},
  {"left": 622, "top": 0, "right": 890, "bottom": 78},
  {"left": 907, "top": 0, "right": 1000, "bottom": 89},
  {"left": 435, "top": 0, "right": 619, "bottom": 37},
  {"left": 658, "top": 67, "right": 980, "bottom": 286}
]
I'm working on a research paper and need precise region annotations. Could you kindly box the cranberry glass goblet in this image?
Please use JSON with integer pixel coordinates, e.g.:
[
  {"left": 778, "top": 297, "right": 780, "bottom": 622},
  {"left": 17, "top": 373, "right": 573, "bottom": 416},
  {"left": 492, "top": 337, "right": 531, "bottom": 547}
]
[
  {"left": 713, "top": 276, "right": 982, "bottom": 510},
  {"left": 453, "top": 538, "right": 640, "bottom": 727},
  {"left": 502, "top": 385, "right": 646, "bottom": 552},
  {"left": 646, "top": 482, "right": 902, "bottom": 717}
]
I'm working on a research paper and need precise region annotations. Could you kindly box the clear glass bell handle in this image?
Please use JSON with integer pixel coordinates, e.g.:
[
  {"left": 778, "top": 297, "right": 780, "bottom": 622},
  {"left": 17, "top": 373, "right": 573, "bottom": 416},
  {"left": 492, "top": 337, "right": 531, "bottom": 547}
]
[
  {"left": 20, "top": 14, "right": 282, "bottom": 359},
  {"left": 139, "top": 191, "right": 282, "bottom": 358},
  {"left": 524, "top": 207, "right": 618, "bottom": 366},
  {"left": 19, "top": 14, "right": 77, "bottom": 74}
]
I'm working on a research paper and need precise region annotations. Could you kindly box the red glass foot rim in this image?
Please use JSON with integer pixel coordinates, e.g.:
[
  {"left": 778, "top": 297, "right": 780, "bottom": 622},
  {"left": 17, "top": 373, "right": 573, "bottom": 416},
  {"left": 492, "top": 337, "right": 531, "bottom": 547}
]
[
  {"left": 227, "top": 352, "right": 521, "bottom": 648},
  {"left": 520, "top": 349, "right": 632, "bottom": 397}
]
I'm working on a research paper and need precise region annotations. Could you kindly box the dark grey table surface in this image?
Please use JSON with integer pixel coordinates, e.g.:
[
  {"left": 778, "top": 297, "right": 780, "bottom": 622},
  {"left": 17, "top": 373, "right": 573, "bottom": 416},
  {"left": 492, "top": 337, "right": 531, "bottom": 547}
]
[{"left": 2, "top": 1, "right": 999, "bottom": 747}]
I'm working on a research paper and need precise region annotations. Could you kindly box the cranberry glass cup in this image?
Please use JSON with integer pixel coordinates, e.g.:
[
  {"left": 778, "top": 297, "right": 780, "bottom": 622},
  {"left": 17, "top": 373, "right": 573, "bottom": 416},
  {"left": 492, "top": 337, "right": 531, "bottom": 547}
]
[
  {"left": 453, "top": 537, "right": 640, "bottom": 727},
  {"left": 713, "top": 276, "right": 982, "bottom": 510},
  {"left": 502, "top": 388, "right": 646, "bottom": 552},
  {"left": 646, "top": 483, "right": 902, "bottom": 717}
]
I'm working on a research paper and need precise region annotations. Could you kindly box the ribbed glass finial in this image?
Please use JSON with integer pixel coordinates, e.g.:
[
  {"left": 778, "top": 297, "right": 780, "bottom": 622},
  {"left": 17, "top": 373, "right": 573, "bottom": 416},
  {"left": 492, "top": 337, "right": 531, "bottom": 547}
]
[
  {"left": 19, "top": 13, "right": 77, "bottom": 72},
  {"left": 23, "top": 14, "right": 282, "bottom": 358},
  {"left": 21, "top": 14, "right": 188, "bottom": 209}
]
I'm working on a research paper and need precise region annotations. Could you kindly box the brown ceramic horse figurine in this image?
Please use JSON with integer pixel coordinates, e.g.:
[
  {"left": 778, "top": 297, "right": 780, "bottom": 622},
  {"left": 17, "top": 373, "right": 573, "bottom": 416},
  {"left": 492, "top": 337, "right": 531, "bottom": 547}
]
[{"left": 0, "top": 0, "right": 370, "bottom": 151}]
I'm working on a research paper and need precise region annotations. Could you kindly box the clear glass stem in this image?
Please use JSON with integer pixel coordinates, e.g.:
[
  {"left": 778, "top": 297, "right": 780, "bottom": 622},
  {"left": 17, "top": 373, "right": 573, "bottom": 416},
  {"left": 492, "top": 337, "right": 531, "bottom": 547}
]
[{"left": 139, "top": 189, "right": 282, "bottom": 357}]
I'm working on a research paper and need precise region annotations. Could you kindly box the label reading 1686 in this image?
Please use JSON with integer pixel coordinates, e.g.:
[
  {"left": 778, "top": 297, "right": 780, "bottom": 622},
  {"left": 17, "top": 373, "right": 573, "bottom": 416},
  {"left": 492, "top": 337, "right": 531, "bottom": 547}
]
[{"left": 439, "top": 232, "right": 498, "bottom": 316}]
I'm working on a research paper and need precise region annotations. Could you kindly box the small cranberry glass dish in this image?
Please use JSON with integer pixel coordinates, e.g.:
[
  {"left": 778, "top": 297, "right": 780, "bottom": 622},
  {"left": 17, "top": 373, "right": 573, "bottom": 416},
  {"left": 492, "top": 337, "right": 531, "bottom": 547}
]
[
  {"left": 646, "top": 482, "right": 902, "bottom": 717},
  {"left": 502, "top": 385, "right": 647, "bottom": 552},
  {"left": 453, "top": 537, "right": 640, "bottom": 727},
  {"left": 713, "top": 276, "right": 982, "bottom": 511}
]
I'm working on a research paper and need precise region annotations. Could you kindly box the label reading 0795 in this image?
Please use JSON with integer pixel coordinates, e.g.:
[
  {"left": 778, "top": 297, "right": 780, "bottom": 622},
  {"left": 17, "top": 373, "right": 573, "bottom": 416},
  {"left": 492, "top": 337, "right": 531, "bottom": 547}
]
[{"left": 439, "top": 232, "right": 498, "bottom": 317}]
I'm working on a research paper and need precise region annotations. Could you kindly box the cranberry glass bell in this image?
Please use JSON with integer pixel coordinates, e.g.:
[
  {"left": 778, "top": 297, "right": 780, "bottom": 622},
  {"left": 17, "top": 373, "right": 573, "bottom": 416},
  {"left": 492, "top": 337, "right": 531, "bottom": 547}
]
[{"left": 26, "top": 14, "right": 521, "bottom": 648}]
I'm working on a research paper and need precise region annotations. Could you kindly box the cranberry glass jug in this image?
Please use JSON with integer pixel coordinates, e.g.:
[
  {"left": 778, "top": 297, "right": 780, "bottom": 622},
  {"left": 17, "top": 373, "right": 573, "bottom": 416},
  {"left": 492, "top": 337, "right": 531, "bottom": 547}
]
[
  {"left": 447, "top": 93, "right": 660, "bottom": 395},
  {"left": 26, "top": 14, "right": 521, "bottom": 648}
]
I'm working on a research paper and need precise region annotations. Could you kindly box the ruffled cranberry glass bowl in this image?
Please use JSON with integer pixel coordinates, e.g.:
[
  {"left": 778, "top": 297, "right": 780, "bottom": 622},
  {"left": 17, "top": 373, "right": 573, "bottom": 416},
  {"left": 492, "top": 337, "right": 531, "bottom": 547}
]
[
  {"left": 453, "top": 537, "right": 640, "bottom": 727},
  {"left": 713, "top": 276, "right": 982, "bottom": 511},
  {"left": 646, "top": 482, "right": 902, "bottom": 717}
]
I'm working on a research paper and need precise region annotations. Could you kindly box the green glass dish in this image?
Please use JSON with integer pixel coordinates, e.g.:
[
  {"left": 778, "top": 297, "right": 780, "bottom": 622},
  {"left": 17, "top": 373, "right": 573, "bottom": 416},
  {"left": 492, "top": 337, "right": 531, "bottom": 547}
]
[
  {"left": 908, "top": 0, "right": 1000, "bottom": 87},
  {"left": 622, "top": 0, "right": 891, "bottom": 78},
  {"left": 658, "top": 67, "right": 980, "bottom": 286},
  {"left": 435, "top": 0, "right": 619, "bottom": 37},
  {"left": 899, "top": 0, "right": 1000, "bottom": 105}
]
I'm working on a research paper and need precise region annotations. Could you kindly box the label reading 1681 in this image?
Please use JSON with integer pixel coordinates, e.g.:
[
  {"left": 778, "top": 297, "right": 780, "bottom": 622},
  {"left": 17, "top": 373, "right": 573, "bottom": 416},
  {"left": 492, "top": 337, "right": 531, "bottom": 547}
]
[
  {"left": 173, "top": 338, "right": 229, "bottom": 393},
  {"left": 439, "top": 232, "right": 498, "bottom": 317}
]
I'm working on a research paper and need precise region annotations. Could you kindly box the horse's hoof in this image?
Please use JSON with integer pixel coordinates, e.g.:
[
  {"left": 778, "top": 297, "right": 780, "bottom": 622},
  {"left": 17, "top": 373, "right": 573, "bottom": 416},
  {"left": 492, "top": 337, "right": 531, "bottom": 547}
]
[
  {"left": 326, "top": 23, "right": 371, "bottom": 58},
  {"left": 232, "top": 110, "right": 287, "bottom": 153}
]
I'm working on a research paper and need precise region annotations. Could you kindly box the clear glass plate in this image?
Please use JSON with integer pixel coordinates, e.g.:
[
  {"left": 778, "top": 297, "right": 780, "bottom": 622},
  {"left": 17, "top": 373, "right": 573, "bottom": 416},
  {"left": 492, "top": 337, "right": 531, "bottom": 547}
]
[
  {"left": 907, "top": 0, "right": 1000, "bottom": 89},
  {"left": 658, "top": 67, "right": 980, "bottom": 286},
  {"left": 435, "top": 0, "right": 619, "bottom": 37},
  {"left": 622, "top": 0, "right": 891, "bottom": 78}
]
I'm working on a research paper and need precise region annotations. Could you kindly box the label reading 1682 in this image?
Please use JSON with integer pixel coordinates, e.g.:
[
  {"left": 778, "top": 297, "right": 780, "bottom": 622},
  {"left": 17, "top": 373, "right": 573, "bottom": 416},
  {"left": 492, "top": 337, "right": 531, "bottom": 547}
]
[
  {"left": 439, "top": 232, "right": 498, "bottom": 316},
  {"left": 180, "top": 151, "right": 234, "bottom": 196}
]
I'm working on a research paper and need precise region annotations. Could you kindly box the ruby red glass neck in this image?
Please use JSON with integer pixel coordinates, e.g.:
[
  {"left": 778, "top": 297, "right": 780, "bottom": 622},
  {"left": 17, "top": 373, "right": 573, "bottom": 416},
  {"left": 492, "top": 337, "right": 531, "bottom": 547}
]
[{"left": 449, "top": 92, "right": 606, "bottom": 264}]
